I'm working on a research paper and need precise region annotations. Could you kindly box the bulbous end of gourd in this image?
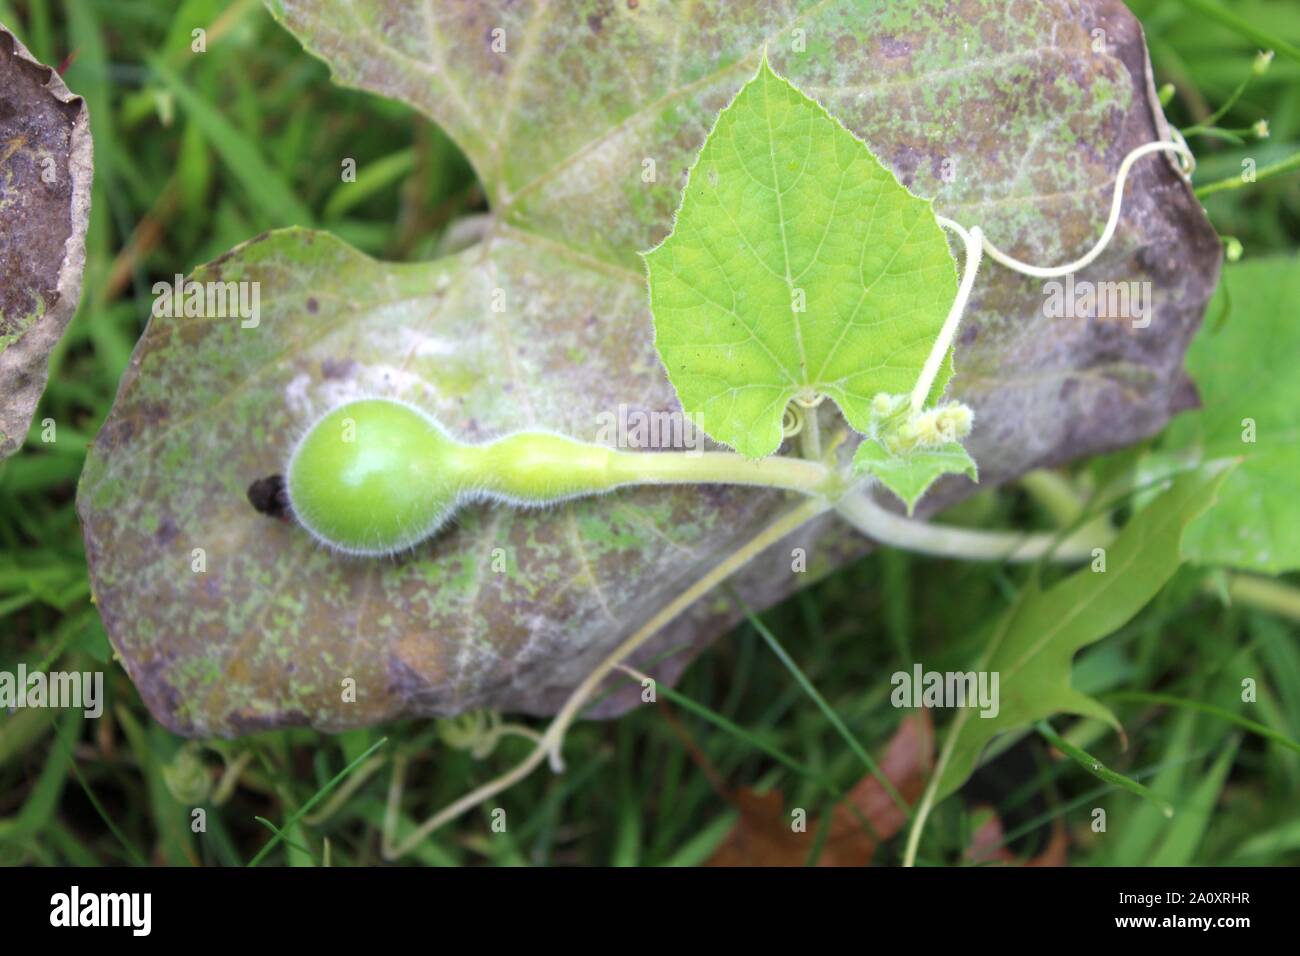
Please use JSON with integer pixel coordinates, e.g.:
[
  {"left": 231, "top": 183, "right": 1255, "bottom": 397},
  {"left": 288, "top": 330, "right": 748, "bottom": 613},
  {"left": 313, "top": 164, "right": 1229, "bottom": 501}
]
[{"left": 287, "top": 398, "right": 467, "bottom": 555}]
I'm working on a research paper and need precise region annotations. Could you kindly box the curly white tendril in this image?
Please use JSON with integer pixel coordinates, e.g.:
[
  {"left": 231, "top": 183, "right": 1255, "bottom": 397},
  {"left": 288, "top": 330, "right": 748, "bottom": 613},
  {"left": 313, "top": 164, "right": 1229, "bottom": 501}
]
[
  {"left": 909, "top": 139, "right": 1195, "bottom": 419},
  {"left": 974, "top": 139, "right": 1196, "bottom": 278}
]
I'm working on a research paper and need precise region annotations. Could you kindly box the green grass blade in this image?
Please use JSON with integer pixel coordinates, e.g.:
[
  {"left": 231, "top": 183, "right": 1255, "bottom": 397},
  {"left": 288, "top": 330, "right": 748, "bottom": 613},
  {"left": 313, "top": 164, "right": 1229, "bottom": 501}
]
[
  {"left": 247, "top": 736, "right": 387, "bottom": 866},
  {"left": 53, "top": 718, "right": 150, "bottom": 865},
  {"left": 323, "top": 148, "right": 416, "bottom": 219},
  {"left": 1106, "top": 690, "right": 1300, "bottom": 755},
  {"left": 150, "top": 57, "right": 314, "bottom": 226},
  {"left": 1035, "top": 719, "right": 1174, "bottom": 817},
  {"left": 738, "top": 598, "right": 909, "bottom": 815},
  {"left": 1150, "top": 736, "right": 1240, "bottom": 866},
  {"left": 1176, "top": 0, "right": 1300, "bottom": 66}
]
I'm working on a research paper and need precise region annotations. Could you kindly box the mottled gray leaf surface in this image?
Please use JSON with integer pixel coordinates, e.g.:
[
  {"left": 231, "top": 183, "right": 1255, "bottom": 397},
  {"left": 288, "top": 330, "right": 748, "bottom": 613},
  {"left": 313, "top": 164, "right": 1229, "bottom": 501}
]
[
  {"left": 80, "top": 0, "right": 1218, "bottom": 737},
  {"left": 0, "top": 24, "right": 92, "bottom": 459}
]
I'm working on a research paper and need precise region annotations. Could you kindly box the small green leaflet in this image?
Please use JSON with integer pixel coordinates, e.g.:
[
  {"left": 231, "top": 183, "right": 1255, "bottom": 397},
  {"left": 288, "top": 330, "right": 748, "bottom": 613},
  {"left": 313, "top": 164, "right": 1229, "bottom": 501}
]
[
  {"left": 644, "top": 57, "right": 958, "bottom": 459},
  {"left": 853, "top": 439, "right": 977, "bottom": 514},
  {"left": 934, "top": 462, "right": 1233, "bottom": 799},
  {"left": 1163, "top": 256, "right": 1300, "bottom": 573}
]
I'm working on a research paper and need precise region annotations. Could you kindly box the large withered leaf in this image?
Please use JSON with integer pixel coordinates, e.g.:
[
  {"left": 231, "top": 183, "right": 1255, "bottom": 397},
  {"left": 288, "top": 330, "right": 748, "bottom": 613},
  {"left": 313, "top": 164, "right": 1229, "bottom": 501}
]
[
  {"left": 80, "top": 0, "right": 1218, "bottom": 737},
  {"left": 0, "top": 25, "right": 92, "bottom": 459}
]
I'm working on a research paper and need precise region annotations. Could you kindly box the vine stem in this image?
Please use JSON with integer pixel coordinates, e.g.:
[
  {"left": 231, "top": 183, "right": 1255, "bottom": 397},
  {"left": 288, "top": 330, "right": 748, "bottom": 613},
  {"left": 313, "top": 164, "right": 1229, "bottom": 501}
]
[
  {"left": 1018, "top": 469, "right": 1089, "bottom": 526},
  {"left": 835, "top": 488, "right": 1109, "bottom": 562},
  {"left": 1219, "top": 574, "right": 1300, "bottom": 622},
  {"left": 1195, "top": 147, "right": 1300, "bottom": 198},
  {"left": 605, "top": 447, "right": 831, "bottom": 496},
  {"left": 899, "top": 582, "right": 1024, "bottom": 867},
  {"left": 902, "top": 718, "right": 962, "bottom": 867},
  {"left": 1180, "top": 54, "right": 1265, "bottom": 137},
  {"left": 382, "top": 495, "right": 831, "bottom": 859}
]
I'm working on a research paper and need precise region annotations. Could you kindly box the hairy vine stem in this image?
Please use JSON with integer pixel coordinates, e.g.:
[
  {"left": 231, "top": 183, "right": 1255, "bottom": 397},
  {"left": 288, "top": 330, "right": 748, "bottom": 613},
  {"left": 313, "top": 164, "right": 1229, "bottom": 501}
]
[{"left": 836, "top": 487, "right": 1109, "bottom": 562}]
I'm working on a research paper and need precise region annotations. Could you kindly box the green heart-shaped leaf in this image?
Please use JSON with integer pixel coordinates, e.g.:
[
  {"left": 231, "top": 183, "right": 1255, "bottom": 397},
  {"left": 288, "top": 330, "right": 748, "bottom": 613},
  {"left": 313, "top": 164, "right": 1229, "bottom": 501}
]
[{"left": 644, "top": 59, "right": 957, "bottom": 458}]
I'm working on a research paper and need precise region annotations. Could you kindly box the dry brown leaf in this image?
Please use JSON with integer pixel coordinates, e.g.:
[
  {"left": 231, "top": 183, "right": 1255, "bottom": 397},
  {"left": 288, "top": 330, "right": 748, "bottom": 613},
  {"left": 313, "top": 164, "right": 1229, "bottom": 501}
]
[
  {"left": 708, "top": 711, "right": 933, "bottom": 867},
  {"left": 0, "top": 24, "right": 93, "bottom": 459}
]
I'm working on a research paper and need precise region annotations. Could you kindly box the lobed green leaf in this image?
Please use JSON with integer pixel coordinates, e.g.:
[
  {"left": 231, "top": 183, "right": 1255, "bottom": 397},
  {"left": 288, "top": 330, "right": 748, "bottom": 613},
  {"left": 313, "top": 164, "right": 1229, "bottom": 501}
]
[
  {"left": 936, "top": 462, "right": 1233, "bottom": 798},
  {"left": 853, "top": 439, "right": 977, "bottom": 514}
]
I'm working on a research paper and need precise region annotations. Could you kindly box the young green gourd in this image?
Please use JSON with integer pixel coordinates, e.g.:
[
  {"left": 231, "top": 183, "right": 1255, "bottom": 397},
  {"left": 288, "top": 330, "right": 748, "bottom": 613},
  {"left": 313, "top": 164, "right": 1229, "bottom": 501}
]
[{"left": 283, "top": 398, "right": 833, "bottom": 556}]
